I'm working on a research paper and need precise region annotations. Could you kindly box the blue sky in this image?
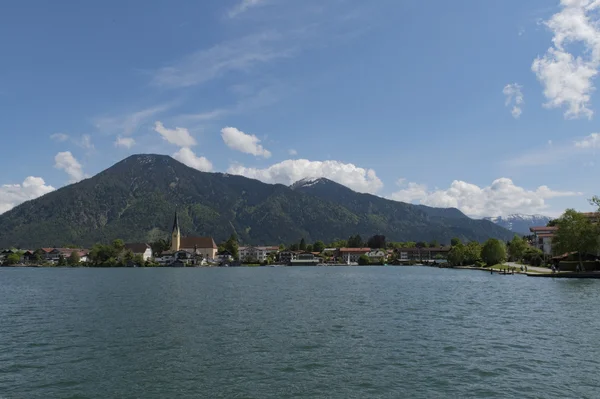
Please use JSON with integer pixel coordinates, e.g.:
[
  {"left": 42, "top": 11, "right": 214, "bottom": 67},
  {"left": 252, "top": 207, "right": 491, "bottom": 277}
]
[{"left": 1, "top": 0, "right": 600, "bottom": 218}]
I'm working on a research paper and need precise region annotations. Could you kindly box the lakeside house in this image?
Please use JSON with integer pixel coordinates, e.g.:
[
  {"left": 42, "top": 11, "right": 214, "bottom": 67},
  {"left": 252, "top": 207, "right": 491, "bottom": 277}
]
[
  {"left": 239, "top": 246, "right": 279, "bottom": 263},
  {"left": 367, "top": 250, "right": 387, "bottom": 263},
  {"left": 529, "top": 226, "right": 559, "bottom": 255},
  {"left": 337, "top": 248, "right": 371, "bottom": 264},
  {"left": 124, "top": 243, "right": 153, "bottom": 261},
  {"left": 396, "top": 246, "right": 451, "bottom": 262}
]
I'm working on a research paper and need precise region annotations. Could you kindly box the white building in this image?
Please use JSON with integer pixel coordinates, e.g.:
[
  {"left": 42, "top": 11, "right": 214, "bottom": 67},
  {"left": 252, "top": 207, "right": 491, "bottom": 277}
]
[
  {"left": 529, "top": 226, "right": 558, "bottom": 255},
  {"left": 239, "top": 246, "right": 279, "bottom": 262},
  {"left": 124, "top": 243, "right": 153, "bottom": 261}
]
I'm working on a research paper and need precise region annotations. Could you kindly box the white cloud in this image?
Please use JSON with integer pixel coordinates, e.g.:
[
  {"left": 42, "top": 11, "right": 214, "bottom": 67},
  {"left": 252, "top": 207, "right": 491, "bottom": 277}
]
[
  {"left": 173, "top": 147, "right": 213, "bottom": 172},
  {"left": 50, "top": 133, "right": 69, "bottom": 142},
  {"left": 78, "top": 134, "right": 94, "bottom": 150},
  {"left": 228, "top": 0, "right": 267, "bottom": 18},
  {"left": 0, "top": 177, "right": 55, "bottom": 215},
  {"left": 507, "top": 132, "right": 600, "bottom": 166},
  {"left": 54, "top": 151, "right": 85, "bottom": 183},
  {"left": 227, "top": 158, "right": 384, "bottom": 194},
  {"left": 95, "top": 104, "right": 171, "bottom": 136},
  {"left": 151, "top": 32, "right": 292, "bottom": 88},
  {"left": 390, "top": 178, "right": 581, "bottom": 218},
  {"left": 532, "top": 0, "right": 600, "bottom": 119},
  {"left": 154, "top": 121, "right": 197, "bottom": 147},
  {"left": 288, "top": 149, "right": 298, "bottom": 156},
  {"left": 114, "top": 136, "right": 136, "bottom": 149},
  {"left": 221, "top": 126, "right": 271, "bottom": 158},
  {"left": 503, "top": 83, "right": 524, "bottom": 118},
  {"left": 574, "top": 132, "right": 600, "bottom": 148}
]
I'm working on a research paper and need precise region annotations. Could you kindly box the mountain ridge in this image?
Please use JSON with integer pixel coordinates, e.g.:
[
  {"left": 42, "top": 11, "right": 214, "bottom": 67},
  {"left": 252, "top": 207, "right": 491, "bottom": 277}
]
[{"left": 0, "top": 154, "right": 514, "bottom": 248}]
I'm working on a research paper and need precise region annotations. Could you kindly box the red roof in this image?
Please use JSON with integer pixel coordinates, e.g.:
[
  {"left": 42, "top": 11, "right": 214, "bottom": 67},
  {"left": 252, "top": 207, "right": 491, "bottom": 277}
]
[
  {"left": 537, "top": 233, "right": 555, "bottom": 238},
  {"left": 180, "top": 237, "right": 217, "bottom": 249}
]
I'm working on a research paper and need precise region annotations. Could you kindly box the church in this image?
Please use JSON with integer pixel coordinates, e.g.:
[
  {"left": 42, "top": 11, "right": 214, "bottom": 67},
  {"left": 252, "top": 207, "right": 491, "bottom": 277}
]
[{"left": 170, "top": 212, "right": 218, "bottom": 260}]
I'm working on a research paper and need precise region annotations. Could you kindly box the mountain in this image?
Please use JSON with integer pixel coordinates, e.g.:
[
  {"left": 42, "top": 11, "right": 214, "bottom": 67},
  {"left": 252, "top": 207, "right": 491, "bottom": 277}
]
[
  {"left": 0, "top": 155, "right": 514, "bottom": 248},
  {"left": 484, "top": 214, "right": 552, "bottom": 235}
]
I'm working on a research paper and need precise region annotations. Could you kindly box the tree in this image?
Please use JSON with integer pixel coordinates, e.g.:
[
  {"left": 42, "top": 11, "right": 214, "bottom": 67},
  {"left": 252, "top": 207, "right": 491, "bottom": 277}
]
[
  {"left": 450, "top": 237, "right": 462, "bottom": 247},
  {"left": 464, "top": 241, "right": 482, "bottom": 265},
  {"left": 429, "top": 240, "right": 440, "bottom": 248},
  {"left": 367, "top": 235, "right": 386, "bottom": 249},
  {"left": 553, "top": 209, "right": 600, "bottom": 271},
  {"left": 299, "top": 238, "right": 307, "bottom": 251},
  {"left": 123, "top": 250, "right": 134, "bottom": 266},
  {"left": 547, "top": 219, "right": 558, "bottom": 227},
  {"left": 348, "top": 235, "right": 364, "bottom": 248},
  {"left": 5, "top": 253, "right": 20, "bottom": 265},
  {"left": 57, "top": 254, "right": 67, "bottom": 266},
  {"left": 150, "top": 239, "right": 170, "bottom": 257},
  {"left": 112, "top": 239, "right": 125, "bottom": 252},
  {"left": 447, "top": 243, "right": 465, "bottom": 266},
  {"left": 358, "top": 254, "right": 370, "bottom": 265},
  {"left": 68, "top": 251, "right": 81, "bottom": 266},
  {"left": 313, "top": 241, "right": 325, "bottom": 253},
  {"left": 224, "top": 234, "right": 239, "bottom": 260},
  {"left": 481, "top": 239, "right": 507, "bottom": 266},
  {"left": 133, "top": 254, "right": 145, "bottom": 266},
  {"left": 416, "top": 241, "right": 427, "bottom": 249},
  {"left": 508, "top": 235, "right": 527, "bottom": 262},
  {"left": 306, "top": 244, "right": 313, "bottom": 252}
]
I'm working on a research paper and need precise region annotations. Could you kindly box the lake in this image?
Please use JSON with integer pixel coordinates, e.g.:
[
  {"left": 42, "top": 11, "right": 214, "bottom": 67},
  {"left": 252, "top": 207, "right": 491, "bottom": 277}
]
[{"left": 1, "top": 266, "right": 600, "bottom": 398}]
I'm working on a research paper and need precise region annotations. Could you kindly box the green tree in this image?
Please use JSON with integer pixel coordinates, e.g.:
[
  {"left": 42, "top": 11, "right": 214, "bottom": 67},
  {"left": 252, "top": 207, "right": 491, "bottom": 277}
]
[
  {"left": 5, "top": 253, "right": 20, "bottom": 265},
  {"left": 289, "top": 243, "right": 299, "bottom": 251},
  {"left": 112, "top": 239, "right": 125, "bottom": 252},
  {"left": 508, "top": 235, "right": 527, "bottom": 262},
  {"left": 299, "top": 238, "right": 307, "bottom": 251},
  {"left": 553, "top": 209, "right": 600, "bottom": 271},
  {"left": 464, "top": 241, "right": 482, "bottom": 265},
  {"left": 67, "top": 251, "right": 81, "bottom": 266},
  {"left": 150, "top": 238, "right": 170, "bottom": 257},
  {"left": 358, "top": 254, "right": 370, "bottom": 265},
  {"left": 450, "top": 237, "right": 462, "bottom": 247},
  {"left": 306, "top": 244, "right": 313, "bottom": 252},
  {"left": 123, "top": 250, "right": 134, "bottom": 266},
  {"left": 313, "top": 241, "right": 325, "bottom": 253},
  {"left": 367, "top": 235, "right": 386, "bottom": 249},
  {"left": 57, "top": 254, "right": 67, "bottom": 266},
  {"left": 224, "top": 234, "right": 239, "bottom": 260},
  {"left": 429, "top": 240, "right": 440, "bottom": 248},
  {"left": 133, "top": 254, "right": 145, "bottom": 266},
  {"left": 481, "top": 239, "right": 507, "bottom": 266},
  {"left": 447, "top": 243, "right": 465, "bottom": 266},
  {"left": 348, "top": 235, "right": 364, "bottom": 248}
]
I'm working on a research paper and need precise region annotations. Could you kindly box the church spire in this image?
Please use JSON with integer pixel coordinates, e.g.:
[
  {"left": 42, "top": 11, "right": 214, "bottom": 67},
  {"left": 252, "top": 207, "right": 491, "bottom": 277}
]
[
  {"left": 171, "top": 211, "right": 181, "bottom": 251},
  {"left": 172, "top": 211, "right": 180, "bottom": 234}
]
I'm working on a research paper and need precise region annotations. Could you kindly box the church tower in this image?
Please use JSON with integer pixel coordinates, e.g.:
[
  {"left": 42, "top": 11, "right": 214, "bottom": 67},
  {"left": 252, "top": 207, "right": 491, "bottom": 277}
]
[{"left": 171, "top": 212, "right": 181, "bottom": 251}]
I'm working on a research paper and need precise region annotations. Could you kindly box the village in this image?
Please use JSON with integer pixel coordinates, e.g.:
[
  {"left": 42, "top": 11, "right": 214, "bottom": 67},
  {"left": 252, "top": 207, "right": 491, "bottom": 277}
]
[{"left": 0, "top": 213, "right": 453, "bottom": 267}]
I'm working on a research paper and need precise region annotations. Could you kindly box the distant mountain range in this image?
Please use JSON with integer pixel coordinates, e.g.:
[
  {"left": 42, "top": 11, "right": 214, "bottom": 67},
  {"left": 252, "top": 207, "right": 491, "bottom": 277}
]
[
  {"left": 484, "top": 214, "right": 552, "bottom": 235},
  {"left": 0, "top": 154, "right": 514, "bottom": 248}
]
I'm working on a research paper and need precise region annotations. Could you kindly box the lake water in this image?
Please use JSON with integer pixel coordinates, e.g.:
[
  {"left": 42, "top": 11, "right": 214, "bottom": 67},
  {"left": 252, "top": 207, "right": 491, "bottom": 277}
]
[{"left": 1, "top": 266, "right": 600, "bottom": 398}]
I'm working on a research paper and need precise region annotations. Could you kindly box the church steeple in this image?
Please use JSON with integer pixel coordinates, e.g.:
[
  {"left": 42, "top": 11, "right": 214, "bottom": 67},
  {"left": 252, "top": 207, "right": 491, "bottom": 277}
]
[{"left": 171, "top": 211, "right": 181, "bottom": 251}]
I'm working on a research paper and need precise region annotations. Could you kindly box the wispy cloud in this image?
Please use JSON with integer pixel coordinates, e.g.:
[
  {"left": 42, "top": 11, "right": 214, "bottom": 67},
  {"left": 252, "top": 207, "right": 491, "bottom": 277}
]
[
  {"left": 50, "top": 133, "right": 69, "bottom": 142},
  {"left": 503, "top": 83, "right": 524, "bottom": 118},
  {"left": 94, "top": 104, "right": 172, "bottom": 136},
  {"left": 506, "top": 133, "right": 600, "bottom": 167},
  {"left": 114, "top": 136, "right": 136, "bottom": 149},
  {"left": 228, "top": 0, "right": 268, "bottom": 18},
  {"left": 151, "top": 32, "right": 293, "bottom": 89}
]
